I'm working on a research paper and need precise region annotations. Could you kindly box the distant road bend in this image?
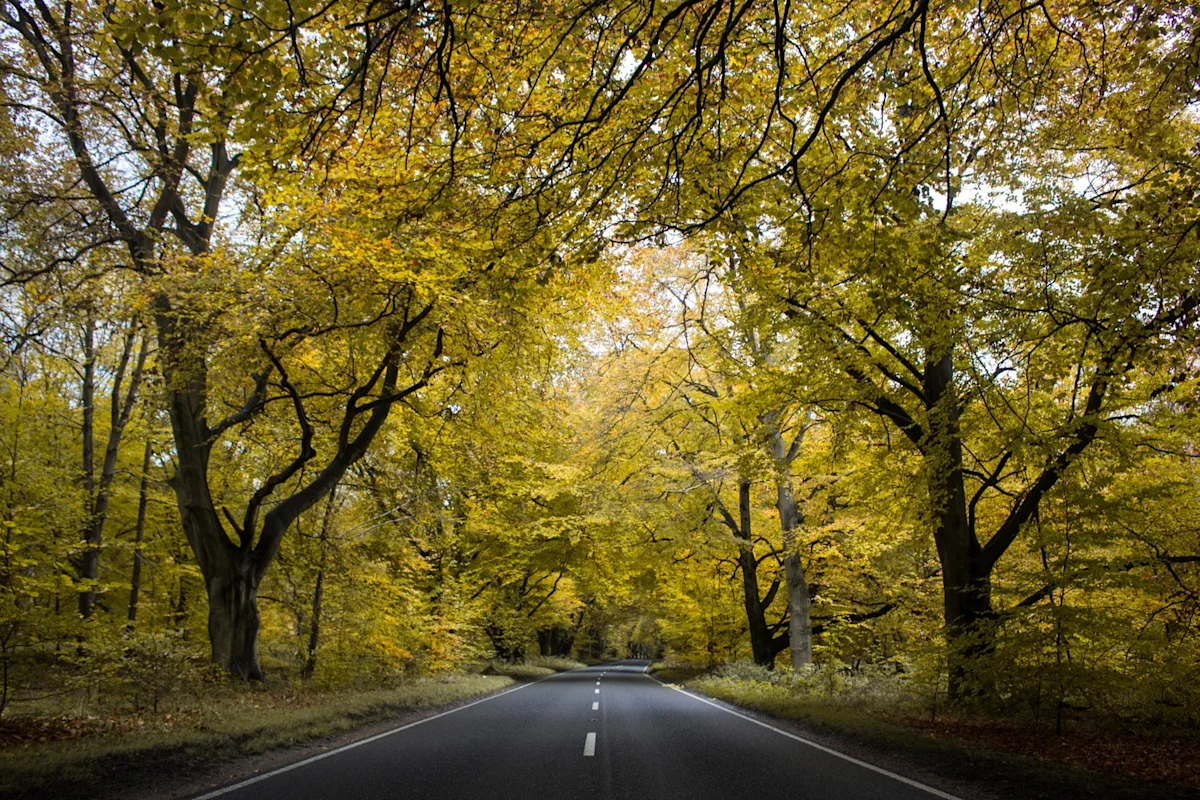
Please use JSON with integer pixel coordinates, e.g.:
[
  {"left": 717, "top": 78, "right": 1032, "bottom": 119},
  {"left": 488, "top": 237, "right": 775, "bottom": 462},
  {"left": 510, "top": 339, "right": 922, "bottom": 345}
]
[{"left": 192, "top": 661, "right": 959, "bottom": 800}]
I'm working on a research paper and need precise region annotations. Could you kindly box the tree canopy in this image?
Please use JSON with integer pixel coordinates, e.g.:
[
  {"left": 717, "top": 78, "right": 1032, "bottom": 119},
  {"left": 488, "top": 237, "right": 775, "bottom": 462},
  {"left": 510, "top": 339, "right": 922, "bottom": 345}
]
[{"left": 0, "top": 0, "right": 1196, "bottom": 730}]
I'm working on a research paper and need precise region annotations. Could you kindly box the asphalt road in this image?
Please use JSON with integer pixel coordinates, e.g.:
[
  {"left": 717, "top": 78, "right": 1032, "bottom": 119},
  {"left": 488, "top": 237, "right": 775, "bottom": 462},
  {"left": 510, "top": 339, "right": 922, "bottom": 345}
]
[{"left": 193, "top": 661, "right": 958, "bottom": 800}]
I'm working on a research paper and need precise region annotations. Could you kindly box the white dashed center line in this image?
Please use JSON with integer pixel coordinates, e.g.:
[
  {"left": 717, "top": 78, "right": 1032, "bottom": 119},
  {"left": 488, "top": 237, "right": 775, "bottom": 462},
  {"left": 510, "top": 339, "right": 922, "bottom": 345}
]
[
  {"left": 583, "top": 732, "right": 596, "bottom": 757},
  {"left": 592, "top": 701, "right": 599, "bottom": 710},
  {"left": 594, "top": 688, "right": 600, "bottom": 694}
]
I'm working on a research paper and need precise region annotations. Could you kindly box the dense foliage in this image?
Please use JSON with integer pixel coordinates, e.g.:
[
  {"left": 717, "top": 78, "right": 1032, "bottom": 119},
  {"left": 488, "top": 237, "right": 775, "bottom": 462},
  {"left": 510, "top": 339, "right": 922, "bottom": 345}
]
[{"left": 0, "top": 0, "right": 1196, "bottom": 738}]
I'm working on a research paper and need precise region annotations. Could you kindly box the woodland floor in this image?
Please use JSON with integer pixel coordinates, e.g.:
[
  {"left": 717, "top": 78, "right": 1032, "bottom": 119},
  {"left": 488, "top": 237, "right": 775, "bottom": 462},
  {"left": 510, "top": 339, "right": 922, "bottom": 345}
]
[
  {"left": 913, "top": 718, "right": 1200, "bottom": 792},
  {"left": 686, "top": 675, "right": 1200, "bottom": 800}
]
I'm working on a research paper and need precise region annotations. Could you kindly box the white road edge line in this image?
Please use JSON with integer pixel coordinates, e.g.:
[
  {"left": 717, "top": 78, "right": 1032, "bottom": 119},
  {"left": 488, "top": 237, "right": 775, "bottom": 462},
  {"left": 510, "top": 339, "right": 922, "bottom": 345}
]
[
  {"left": 646, "top": 675, "right": 961, "bottom": 800},
  {"left": 583, "top": 731, "right": 597, "bottom": 757},
  {"left": 190, "top": 680, "right": 541, "bottom": 800},
  {"left": 592, "top": 701, "right": 599, "bottom": 710}
]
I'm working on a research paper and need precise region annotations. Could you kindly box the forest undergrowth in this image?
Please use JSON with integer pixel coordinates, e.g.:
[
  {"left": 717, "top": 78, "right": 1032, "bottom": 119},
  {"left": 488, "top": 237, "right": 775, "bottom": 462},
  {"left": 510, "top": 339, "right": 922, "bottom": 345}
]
[
  {"left": 680, "top": 661, "right": 1200, "bottom": 792},
  {"left": 0, "top": 666, "right": 525, "bottom": 797}
]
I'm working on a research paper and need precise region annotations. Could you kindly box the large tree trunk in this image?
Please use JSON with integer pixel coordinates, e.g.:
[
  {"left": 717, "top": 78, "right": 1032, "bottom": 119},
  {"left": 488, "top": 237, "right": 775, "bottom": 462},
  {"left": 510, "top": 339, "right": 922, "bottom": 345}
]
[
  {"left": 784, "top": 551, "right": 812, "bottom": 666},
  {"left": 157, "top": 303, "right": 265, "bottom": 679},
  {"left": 205, "top": 551, "right": 263, "bottom": 681},
  {"left": 161, "top": 337, "right": 261, "bottom": 675},
  {"left": 156, "top": 291, "right": 435, "bottom": 679},
  {"left": 924, "top": 352, "right": 993, "bottom": 697},
  {"left": 163, "top": 364, "right": 258, "bottom": 674}
]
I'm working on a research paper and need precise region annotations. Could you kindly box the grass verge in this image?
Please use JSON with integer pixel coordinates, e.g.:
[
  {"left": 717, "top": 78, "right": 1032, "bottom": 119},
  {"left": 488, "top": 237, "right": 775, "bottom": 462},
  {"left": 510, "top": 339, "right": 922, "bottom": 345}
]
[
  {"left": 649, "top": 660, "right": 709, "bottom": 684},
  {"left": 482, "top": 656, "right": 586, "bottom": 680},
  {"left": 527, "top": 656, "right": 587, "bottom": 672},
  {"left": 0, "top": 674, "right": 513, "bottom": 799},
  {"left": 686, "top": 674, "right": 928, "bottom": 743}
]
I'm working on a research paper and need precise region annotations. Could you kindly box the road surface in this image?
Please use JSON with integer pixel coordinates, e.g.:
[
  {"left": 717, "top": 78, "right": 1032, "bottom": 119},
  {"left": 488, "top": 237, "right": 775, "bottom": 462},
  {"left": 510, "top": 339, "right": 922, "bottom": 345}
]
[{"left": 192, "top": 661, "right": 958, "bottom": 800}]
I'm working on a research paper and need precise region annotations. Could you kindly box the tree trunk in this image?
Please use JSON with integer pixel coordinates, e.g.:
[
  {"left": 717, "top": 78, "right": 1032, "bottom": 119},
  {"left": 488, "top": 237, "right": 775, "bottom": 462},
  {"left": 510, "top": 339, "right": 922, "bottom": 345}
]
[
  {"left": 126, "top": 439, "right": 153, "bottom": 629},
  {"left": 301, "top": 566, "right": 324, "bottom": 679},
  {"left": 767, "top": 424, "right": 813, "bottom": 668},
  {"left": 157, "top": 304, "right": 261, "bottom": 677},
  {"left": 924, "top": 352, "right": 993, "bottom": 697},
  {"left": 301, "top": 488, "right": 336, "bottom": 680},
  {"left": 537, "top": 625, "right": 576, "bottom": 657},
  {"left": 940, "top": 532, "right": 994, "bottom": 697},
  {"left": 155, "top": 293, "right": 432, "bottom": 679},
  {"left": 171, "top": 577, "right": 189, "bottom": 631},
  {"left": 168, "top": 439, "right": 264, "bottom": 676},
  {"left": 784, "top": 552, "right": 812, "bottom": 665},
  {"left": 80, "top": 322, "right": 146, "bottom": 619},
  {"left": 79, "top": 320, "right": 97, "bottom": 618},
  {"left": 738, "top": 545, "right": 775, "bottom": 666},
  {"left": 205, "top": 550, "right": 263, "bottom": 681},
  {"left": 733, "top": 480, "right": 788, "bottom": 668}
]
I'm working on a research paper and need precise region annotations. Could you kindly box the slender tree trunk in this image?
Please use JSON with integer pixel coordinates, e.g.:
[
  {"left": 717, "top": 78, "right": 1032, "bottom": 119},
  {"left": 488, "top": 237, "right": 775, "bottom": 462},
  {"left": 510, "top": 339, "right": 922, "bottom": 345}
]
[
  {"left": 734, "top": 480, "right": 787, "bottom": 667},
  {"left": 302, "top": 487, "right": 337, "bottom": 680},
  {"left": 80, "top": 322, "right": 147, "bottom": 619},
  {"left": 737, "top": 543, "right": 775, "bottom": 666},
  {"left": 171, "top": 576, "right": 189, "bottom": 630},
  {"left": 302, "top": 566, "right": 324, "bottom": 679},
  {"left": 127, "top": 439, "right": 153, "bottom": 629},
  {"left": 79, "top": 321, "right": 97, "bottom": 617}
]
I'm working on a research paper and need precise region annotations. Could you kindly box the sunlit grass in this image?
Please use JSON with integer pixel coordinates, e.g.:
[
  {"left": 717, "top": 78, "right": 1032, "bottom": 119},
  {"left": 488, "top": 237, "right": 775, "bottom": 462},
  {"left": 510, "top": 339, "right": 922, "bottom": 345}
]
[
  {"left": 481, "top": 655, "right": 586, "bottom": 679},
  {"left": 650, "top": 659, "right": 709, "bottom": 683},
  {"left": 527, "top": 656, "right": 587, "bottom": 672}
]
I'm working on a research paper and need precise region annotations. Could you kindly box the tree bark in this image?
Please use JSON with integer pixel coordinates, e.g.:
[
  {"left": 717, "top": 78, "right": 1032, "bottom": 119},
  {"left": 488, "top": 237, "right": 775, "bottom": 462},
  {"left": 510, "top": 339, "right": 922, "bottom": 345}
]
[
  {"left": 535, "top": 627, "right": 566, "bottom": 656},
  {"left": 923, "top": 352, "right": 993, "bottom": 697},
  {"left": 302, "top": 488, "right": 337, "bottom": 680},
  {"left": 80, "top": 323, "right": 148, "bottom": 619},
  {"left": 126, "top": 439, "right": 153, "bottom": 629},
  {"left": 205, "top": 551, "right": 263, "bottom": 681},
  {"left": 730, "top": 480, "right": 789, "bottom": 667},
  {"left": 766, "top": 422, "right": 813, "bottom": 668},
  {"left": 784, "top": 552, "right": 812, "bottom": 665},
  {"left": 301, "top": 566, "right": 324, "bottom": 680},
  {"left": 78, "top": 320, "right": 97, "bottom": 617}
]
